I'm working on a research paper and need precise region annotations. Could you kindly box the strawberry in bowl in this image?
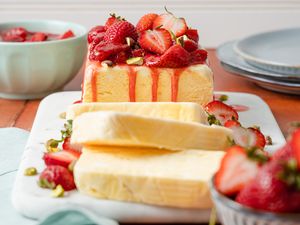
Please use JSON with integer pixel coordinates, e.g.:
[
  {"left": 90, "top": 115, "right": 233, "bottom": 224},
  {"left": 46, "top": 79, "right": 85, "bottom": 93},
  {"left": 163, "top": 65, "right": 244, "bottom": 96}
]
[{"left": 210, "top": 128, "right": 300, "bottom": 225}]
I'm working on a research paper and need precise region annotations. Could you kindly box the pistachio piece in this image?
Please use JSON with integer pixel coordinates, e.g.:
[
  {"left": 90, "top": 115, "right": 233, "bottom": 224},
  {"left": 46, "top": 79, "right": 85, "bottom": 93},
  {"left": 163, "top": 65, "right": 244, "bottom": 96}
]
[
  {"left": 51, "top": 184, "right": 64, "bottom": 198},
  {"left": 126, "top": 57, "right": 143, "bottom": 66},
  {"left": 101, "top": 60, "right": 113, "bottom": 67},
  {"left": 126, "top": 37, "right": 135, "bottom": 46},
  {"left": 219, "top": 94, "right": 228, "bottom": 102},
  {"left": 24, "top": 167, "right": 38, "bottom": 176},
  {"left": 45, "top": 139, "right": 60, "bottom": 153}
]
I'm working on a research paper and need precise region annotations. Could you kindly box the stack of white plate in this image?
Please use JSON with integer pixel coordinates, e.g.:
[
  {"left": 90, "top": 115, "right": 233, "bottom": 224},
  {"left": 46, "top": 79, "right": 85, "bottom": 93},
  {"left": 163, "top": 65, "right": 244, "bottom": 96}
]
[{"left": 217, "top": 28, "right": 300, "bottom": 95}]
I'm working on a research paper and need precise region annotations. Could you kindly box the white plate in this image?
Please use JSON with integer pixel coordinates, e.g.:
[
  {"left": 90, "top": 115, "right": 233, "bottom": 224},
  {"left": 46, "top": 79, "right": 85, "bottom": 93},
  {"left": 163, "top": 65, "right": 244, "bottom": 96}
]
[
  {"left": 235, "top": 27, "right": 300, "bottom": 75},
  {"left": 12, "top": 91, "right": 286, "bottom": 223}
]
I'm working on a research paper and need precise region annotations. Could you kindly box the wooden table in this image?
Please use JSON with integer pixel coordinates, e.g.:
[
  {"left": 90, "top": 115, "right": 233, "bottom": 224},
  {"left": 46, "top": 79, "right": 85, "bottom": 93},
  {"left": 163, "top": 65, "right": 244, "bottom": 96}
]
[{"left": 1, "top": 49, "right": 299, "bottom": 136}]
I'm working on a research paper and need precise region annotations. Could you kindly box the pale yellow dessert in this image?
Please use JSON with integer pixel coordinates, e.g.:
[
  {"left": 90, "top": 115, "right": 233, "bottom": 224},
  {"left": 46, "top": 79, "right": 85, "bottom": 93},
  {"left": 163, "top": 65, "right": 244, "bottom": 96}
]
[
  {"left": 82, "top": 62, "right": 213, "bottom": 106},
  {"left": 66, "top": 102, "right": 208, "bottom": 123},
  {"left": 74, "top": 146, "right": 224, "bottom": 209},
  {"left": 71, "top": 111, "right": 232, "bottom": 151}
]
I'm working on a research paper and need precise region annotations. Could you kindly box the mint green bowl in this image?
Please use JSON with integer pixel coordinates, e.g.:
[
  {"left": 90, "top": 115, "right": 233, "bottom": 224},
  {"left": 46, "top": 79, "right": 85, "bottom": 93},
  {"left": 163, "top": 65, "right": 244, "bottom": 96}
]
[{"left": 0, "top": 20, "right": 87, "bottom": 99}]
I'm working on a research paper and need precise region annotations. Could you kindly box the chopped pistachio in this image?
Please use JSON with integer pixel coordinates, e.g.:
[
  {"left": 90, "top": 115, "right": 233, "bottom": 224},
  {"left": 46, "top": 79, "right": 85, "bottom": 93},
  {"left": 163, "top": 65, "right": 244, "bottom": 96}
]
[
  {"left": 182, "top": 35, "right": 189, "bottom": 41},
  {"left": 266, "top": 135, "right": 273, "bottom": 145},
  {"left": 45, "top": 139, "right": 60, "bottom": 153},
  {"left": 252, "top": 125, "right": 261, "bottom": 131},
  {"left": 101, "top": 60, "right": 113, "bottom": 67},
  {"left": 176, "top": 36, "right": 184, "bottom": 46},
  {"left": 38, "top": 178, "right": 56, "bottom": 189},
  {"left": 59, "top": 112, "right": 66, "bottom": 119},
  {"left": 126, "top": 37, "right": 135, "bottom": 46},
  {"left": 218, "top": 94, "right": 228, "bottom": 102},
  {"left": 51, "top": 185, "right": 64, "bottom": 198},
  {"left": 68, "top": 159, "right": 77, "bottom": 173},
  {"left": 207, "top": 114, "right": 221, "bottom": 126},
  {"left": 126, "top": 57, "right": 143, "bottom": 66},
  {"left": 24, "top": 167, "right": 37, "bottom": 176},
  {"left": 169, "top": 30, "right": 176, "bottom": 40}
]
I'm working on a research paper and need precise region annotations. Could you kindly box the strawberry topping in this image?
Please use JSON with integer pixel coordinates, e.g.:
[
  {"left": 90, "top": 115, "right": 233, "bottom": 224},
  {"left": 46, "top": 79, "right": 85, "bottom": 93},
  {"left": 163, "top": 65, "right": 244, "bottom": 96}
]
[
  {"left": 2, "top": 27, "right": 27, "bottom": 42},
  {"left": 104, "top": 21, "right": 138, "bottom": 44},
  {"left": 190, "top": 49, "right": 208, "bottom": 64},
  {"left": 43, "top": 149, "right": 81, "bottom": 168},
  {"left": 138, "top": 29, "right": 172, "bottom": 55},
  {"left": 59, "top": 30, "right": 75, "bottom": 39},
  {"left": 224, "top": 120, "right": 241, "bottom": 129},
  {"left": 89, "top": 42, "right": 130, "bottom": 62},
  {"left": 183, "top": 39, "right": 198, "bottom": 52},
  {"left": 87, "top": 26, "right": 105, "bottom": 43},
  {"left": 185, "top": 29, "right": 199, "bottom": 43},
  {"left": 136, "top": 13, "right": 158, "bottom": 33},
  {"left": 29, "top": 32, "right": 47, "bottom": 42},
  {"left": 248, "top": 127, "right": 266, "bottom": 149}
]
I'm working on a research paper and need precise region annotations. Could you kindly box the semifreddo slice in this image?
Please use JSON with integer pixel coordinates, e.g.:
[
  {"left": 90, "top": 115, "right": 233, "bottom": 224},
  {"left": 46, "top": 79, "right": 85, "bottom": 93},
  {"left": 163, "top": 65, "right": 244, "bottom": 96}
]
[
  {"left": 66, "top": 102, "right": 208, "bottom": 123},
  {"left": 74, "top": 146, "right": 225, "bottom": 209},
  {"left": 71, "top": 111, "right": 233, "bottom": 151}
]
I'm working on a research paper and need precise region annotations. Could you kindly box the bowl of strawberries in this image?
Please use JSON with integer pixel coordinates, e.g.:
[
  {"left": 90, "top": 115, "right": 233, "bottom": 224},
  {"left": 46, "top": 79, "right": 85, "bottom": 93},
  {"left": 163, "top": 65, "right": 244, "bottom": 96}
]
[
  {"left": 211, "top": 128, "right": 300, "bottom": 225},
  {"left": 0, "top": 20, "right": 87, "bottom": 99}
]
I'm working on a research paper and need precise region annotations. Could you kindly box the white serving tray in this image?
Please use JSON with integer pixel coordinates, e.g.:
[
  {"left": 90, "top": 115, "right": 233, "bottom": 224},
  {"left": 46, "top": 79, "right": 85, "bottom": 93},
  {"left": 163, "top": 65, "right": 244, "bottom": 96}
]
[{"left": 12, "top": 91, "right": 286, "bottom": 223}]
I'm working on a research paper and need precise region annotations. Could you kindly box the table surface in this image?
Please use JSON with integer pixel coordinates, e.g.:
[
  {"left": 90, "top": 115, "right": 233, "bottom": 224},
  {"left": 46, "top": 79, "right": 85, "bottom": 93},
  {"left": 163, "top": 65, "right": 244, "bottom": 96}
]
[
  {"left": 0, "top": 49, "right": 299, "bottom": 225},
  {"left": 1, "top": 49, "right": 299, "bottom": 137}
]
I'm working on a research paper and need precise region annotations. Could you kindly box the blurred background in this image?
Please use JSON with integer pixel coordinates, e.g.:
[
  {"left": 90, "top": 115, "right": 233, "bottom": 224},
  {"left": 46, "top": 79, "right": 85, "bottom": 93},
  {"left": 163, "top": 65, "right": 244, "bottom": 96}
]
[{"left": 1, "top": 0, "right": 300, "bottom": 48}]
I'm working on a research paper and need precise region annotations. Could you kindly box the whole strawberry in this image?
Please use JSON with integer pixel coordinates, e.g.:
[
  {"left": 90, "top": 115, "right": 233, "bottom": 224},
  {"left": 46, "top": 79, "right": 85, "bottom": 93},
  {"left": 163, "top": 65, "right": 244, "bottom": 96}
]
[
  {"left": 39, "top": 165, "right": 76, "bottom": 191},
  {"left": 104, "top": 21, "right": 138, "bottom": 44},
  {"left": 104, "top": 13, "right": 123, "bottom": 30}
]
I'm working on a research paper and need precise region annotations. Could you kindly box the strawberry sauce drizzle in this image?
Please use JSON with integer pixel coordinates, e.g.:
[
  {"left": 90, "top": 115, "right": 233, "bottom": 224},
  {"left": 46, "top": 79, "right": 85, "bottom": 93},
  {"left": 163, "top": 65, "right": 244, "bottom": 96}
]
[
  {"left": 128, "top": 66, "right": 137, "bottom": 102},
  {"left": 231, "top": 104, "right": 249, "bottom": 112},
  {"left": 151, "top": 68, "right": 159, "bottom": 101},
  {"left": 171, "top": 68, "right": 185, "bottom": 102},
  {"left": 91, "top": 70, "right": 98, "bottom": 102}
]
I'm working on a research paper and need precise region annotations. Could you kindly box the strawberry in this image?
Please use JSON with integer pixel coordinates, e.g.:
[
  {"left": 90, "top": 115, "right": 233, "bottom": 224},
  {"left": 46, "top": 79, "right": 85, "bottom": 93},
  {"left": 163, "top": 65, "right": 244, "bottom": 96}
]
[
  {"left": 236, "top": 160, "right": 300, "bottom": 213},
  {"left": 138, "top": 29, "right": 172, "bottom": 55},
  {"left": 43, "top": 149, "right": 81, "bottom": 168},
  {"left": 224, "top": 119, "right": 241, "bottom": 128},
  {"left": 2, "top": 27, "right": 27, "bottom": 42},
  {"left": 136, "top": 13, "right": 158, "bottom": 33},
  {"left": 104, "top": 21, "right": 138, "bottom": 44},
  {"left": 215, "top": 146, "right": 265, "bottom": 196},
  {"left": 205, "top": 100, "right": 238, "bottom": 125},
  {"left": 29, "top": 32, "right": 47, "bottom": 42},
  {"left": 89, "top": 42, "right": 130, "bottom": 62},
  {"left": 105, "top": 13, "right": 123, "bottom": 30},
  {"left": 39, "top": 165, "right": 76, "bottom": 191},
  {"left": 132, "top": 48, "right": 145, "bottom": 57},
  {"left": 59, "top": 30, "right": 75, "bottom": 39},
  {"left": 190, "top": 49, "right": 208, "bottom": 64},
  {"left": 248, "top": 127, "right": 266, "bottom": 149},
  {"left": 87, "top": 25, "right": 105, "bottom": 43},
  {"left": 110, "top": 51, "right": 130, "bottom": 64},
  {"left": 185, "top": 29, "right": 199, "bottom": 43},
  {"left": 183, "top": 39, "right": 198, "bottom": 52},
  {"left": 152, "top": 13, "right": 187, "bottom": 37},
  {"left": 231, "top": 126, "right": 258, "bottom": 148},
  {"left": 292, "top": 129, "right": 300, "bottom": 168},
  {"left": 144, "top": 54, "right": 161, "bottom": 67},
  {"left": 62, "top": 137, "right": 81, "bottom": 152},
  {"left": 272, "top": 144, "right": 293, "bottom": 161}
]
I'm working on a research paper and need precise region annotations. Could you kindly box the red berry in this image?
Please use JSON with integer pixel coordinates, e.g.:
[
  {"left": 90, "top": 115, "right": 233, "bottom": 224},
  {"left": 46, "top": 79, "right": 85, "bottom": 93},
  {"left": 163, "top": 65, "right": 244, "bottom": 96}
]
[
  {"left": 224, "top": 120, "right": 241, "bottom": 129},
  {"left": 152, "top": 13, "right": 187, "bottom": 37},
  {"left": 87, "top": 26, "right": 105, "bottom": 43},
  {"left": 248, "top": 127, "right": 266, "bottom": 149},
  {"left": 138, "top": 29, "right": 172, "bottom": 55},
  {"left": 136, "top": 13, "right": 158, "bottom": 33},
  {"left": 43, "top": 149, "right": 81, "bottom": 168},
  {"left": 105, "top": 14, "right": 121, "bottom": 30},
  {"left": 104, "top": 21, "right": 138, "bottom": 44},
  {"left": 205, "top": 100, "right": 239, "bottom": 125},
  {"left": 29, "top": 32, "right": 47, "bottom": 42},
  {"left": 110, "top": 51, "right": 130, "bottom": 64},
  {"left": 185, "top": 29, "right": 199, "bottom": 43},
  {"left": 132, "top": 49, "right": 145, "bottom": 57},
  {"left": 2, "top": 27, "right": 27, "bottom": 42},
  {"left": 89, "top": 42, "right": 130, "bottom": 62},
  {"left": 144, "top": 54, "right": 162, "bottom": 67},
  {"left": 59, "top": 30, "right": 75, "bottom": 39},
  {"left": 190, "top": 49, "right": 208, "bottom": 64},
  {"left": 215, "top": 146, "right": 261, "bottom": 196},
  {"left": 183, "top": 39, "right": 198, "bottom": 52},
  {"left": 39, "top": 165, "right": 76, "bottom": 191},
  {"left": 292, "top": 129, "right": 300, "bottom": 168},
  {"left": 62, "top": 137, "right": 82, "bottom": 152}
]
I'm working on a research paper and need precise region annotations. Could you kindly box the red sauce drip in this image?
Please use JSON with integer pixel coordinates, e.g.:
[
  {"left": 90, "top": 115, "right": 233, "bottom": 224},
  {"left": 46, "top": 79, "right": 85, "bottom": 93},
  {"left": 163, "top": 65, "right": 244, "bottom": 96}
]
[
  {"left": 91, "top": 70, "right": 98, "bottom": 102},
  {"left": 171, "top": 68, "right": 185, "bottom": 102},
  {"left": 231, "top": 104, "right": 250, "bottom": 112},
  {"left": 151, "top": 68, "right": 159, "bottom": 102},
  {"left": 128, "top": 66, "right": 137, "bottom": 102}
]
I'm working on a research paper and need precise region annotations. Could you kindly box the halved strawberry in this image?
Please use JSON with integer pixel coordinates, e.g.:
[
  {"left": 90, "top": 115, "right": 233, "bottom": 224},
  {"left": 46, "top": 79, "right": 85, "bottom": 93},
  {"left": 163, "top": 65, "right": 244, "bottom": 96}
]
[
  {"left": 39, "top": 165, "right": 76, "bottom": 191},
  {"left": 190, "top": 49, "right": 208, "bottom": 64},
  {"left": 2, "top": 27, "right": 27, "bottom": 42},
  {"left": 29, "top": 32, "right": 47, "bottom": 42},
  {"left": 136, "top": 13, "right": 158, "bottom": 33},
  {"left": 152, "top": 13, "right": 187, "bottom": 37},
  {"left": 224, "top": 119, "right": 241, "bottom": 129},
  {"left": 248, "top": 127, "right": 266, "bottom": 149},
  {"left": 205, "top": 100, "right": 238, "bottom": 125},
  {"left": 215, "top": 146, "right": 261, "bottom": 196},
  {"left": 89, "top": 42, "right": 130, "bottom": 62},
  {"left": 87, "top": 26, "right": 105, "bottom": 43},
  {"left": 183, "top": 39, "right": 198, "bottom": 52},
  {"left": 291, "top": 129, "right": 300, "bottom": 168},
  {"left": 138, "top": 28, "right": 172, "bottom": 55},
  {"left": 132, "top": 48, "right": 145, "bottom": 57},
  {"left": 185, "top": 29, "right": 199, "bottom": 43},
  {"left": 59, "top": 30, "right": 75, "bottom": 39},
  {"left": 104, "top": 21, "right": 138, "bottom": 44},
  {"left": 62, "top": 137, "right": 82, "bottom": 152},
  {"left": 43, "top": 149, "right": 81, "bottom": 168}
]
